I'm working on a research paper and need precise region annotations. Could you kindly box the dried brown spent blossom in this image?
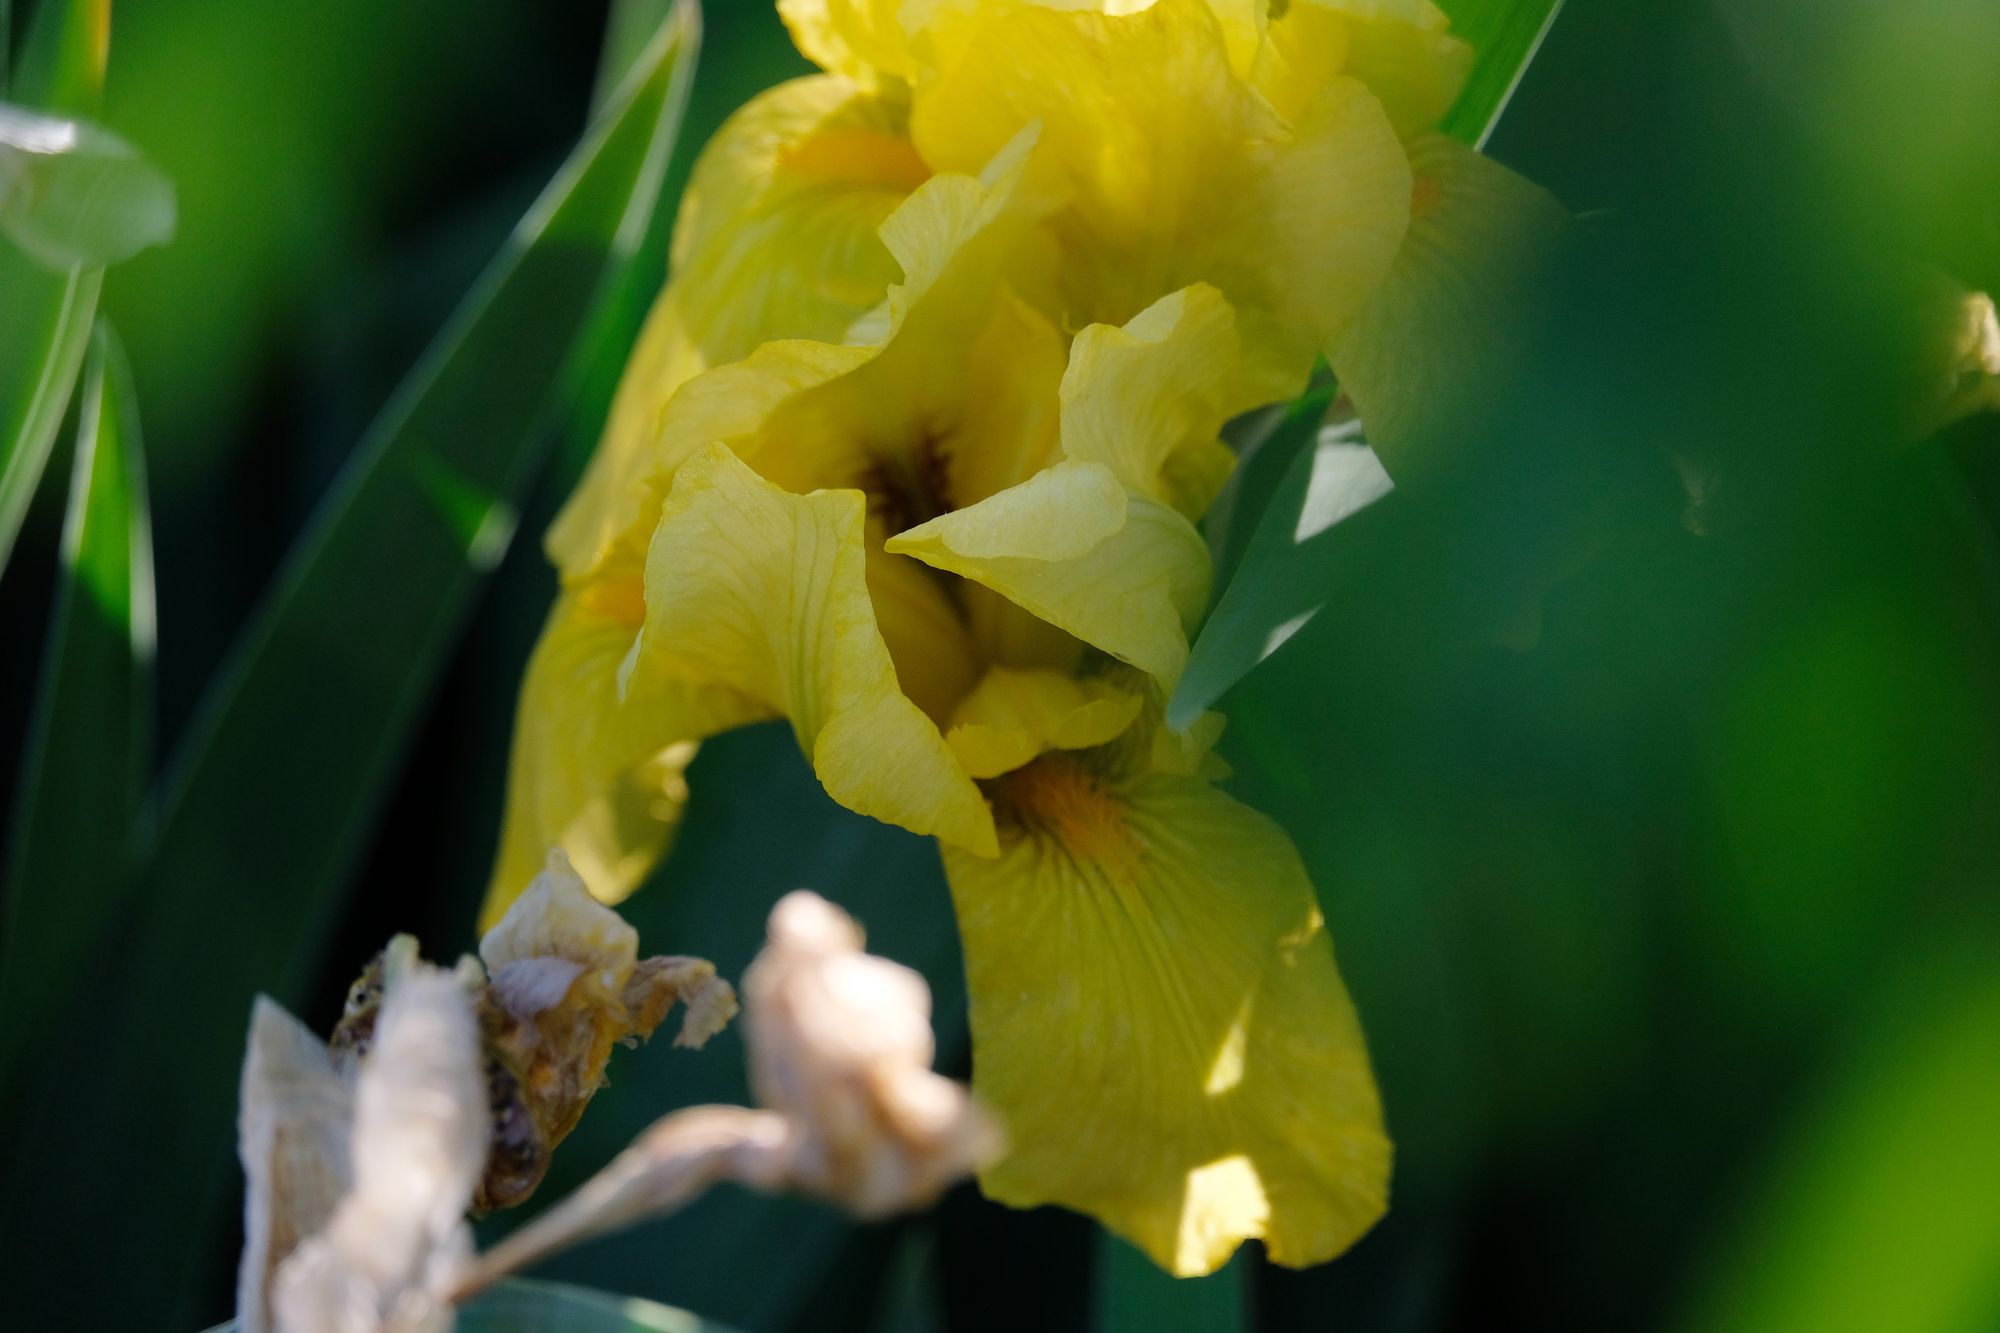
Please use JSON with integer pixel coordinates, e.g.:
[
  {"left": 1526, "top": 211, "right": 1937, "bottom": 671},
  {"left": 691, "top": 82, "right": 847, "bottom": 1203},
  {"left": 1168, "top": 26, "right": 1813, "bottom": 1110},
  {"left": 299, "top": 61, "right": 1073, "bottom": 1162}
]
[
  {"left": 455, "top": 890, "right": 1002, "bottom": 1296},
  {"left": 328, "top": 852, "right": 737, "bottom": 1210},
  {"left": 237, "top": 854, "right": 733, "bottom": 1332}
]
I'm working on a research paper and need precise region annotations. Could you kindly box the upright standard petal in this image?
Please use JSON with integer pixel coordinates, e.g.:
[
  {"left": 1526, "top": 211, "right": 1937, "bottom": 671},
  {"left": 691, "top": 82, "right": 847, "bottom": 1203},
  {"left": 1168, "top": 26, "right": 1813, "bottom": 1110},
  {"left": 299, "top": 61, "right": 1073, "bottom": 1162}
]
[
  {"left": 1058, "top": 282, "right": 1254, "bottom": 518},
  {"left": 942, "top": 749, "right": 1389, "bottom": 1276},
  {"left": 780, "top": 0, "right": 922, "bottom": 84},
  {"left": 670, "top": 75, "right": 928, "bottom": 368},
  {"left": 909, "top": 0, "right": 1411, "bottom": 400},
  {"left": 482, "top": 591, "right": 766, "bottom": 929},
  {"left": 548, "top": 75, "right": 924, "bottom": 578},
  {"left": 1252, "top": 0, "right": 1473, "bottom": 136},
  {"left": 636, "top": 444, "right": 996, "bottom": 855}
]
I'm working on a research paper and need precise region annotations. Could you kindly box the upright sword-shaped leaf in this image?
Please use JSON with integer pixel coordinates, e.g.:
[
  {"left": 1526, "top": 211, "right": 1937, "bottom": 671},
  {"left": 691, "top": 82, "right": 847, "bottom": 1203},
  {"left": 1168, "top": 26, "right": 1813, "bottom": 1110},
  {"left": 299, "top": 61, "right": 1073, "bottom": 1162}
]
[{"left": 0, "top": 7, "right": 701, "bottom": 1326}]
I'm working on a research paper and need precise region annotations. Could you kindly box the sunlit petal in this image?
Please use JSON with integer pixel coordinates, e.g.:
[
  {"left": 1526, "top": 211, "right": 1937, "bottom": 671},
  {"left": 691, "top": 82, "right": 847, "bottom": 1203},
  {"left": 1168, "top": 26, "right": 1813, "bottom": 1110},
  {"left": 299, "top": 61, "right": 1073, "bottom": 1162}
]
[{"left": 943, "top": 752, "right": 1388, "bottom": 1275}]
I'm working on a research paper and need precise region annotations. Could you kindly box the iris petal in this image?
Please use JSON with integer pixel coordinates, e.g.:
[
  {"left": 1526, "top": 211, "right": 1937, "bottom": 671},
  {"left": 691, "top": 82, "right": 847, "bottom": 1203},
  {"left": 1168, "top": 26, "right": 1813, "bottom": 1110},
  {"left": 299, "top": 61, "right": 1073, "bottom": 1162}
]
[
  {"left": 482, "top": 592, "right": 765, "bottom": 928},
  {"left": 943, "top": 750, "right": 1388, "bottom": 1275},
  {"left": 637, "top": 445, "right": 997, "bottom": 855}
]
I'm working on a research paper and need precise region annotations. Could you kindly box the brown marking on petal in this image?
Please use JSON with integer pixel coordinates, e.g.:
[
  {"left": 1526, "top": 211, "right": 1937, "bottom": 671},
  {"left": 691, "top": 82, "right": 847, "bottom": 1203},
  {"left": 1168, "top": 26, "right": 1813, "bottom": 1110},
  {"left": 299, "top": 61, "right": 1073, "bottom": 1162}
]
[
  {"left": 1005, "top": 755, "right": 1144, "bottom": 887},
  {"left": 1411, "top": 175, "right": 1443, "bottom": 220},
  {"left": 577, "top": 576, "right": 648, "bottom": 628}
]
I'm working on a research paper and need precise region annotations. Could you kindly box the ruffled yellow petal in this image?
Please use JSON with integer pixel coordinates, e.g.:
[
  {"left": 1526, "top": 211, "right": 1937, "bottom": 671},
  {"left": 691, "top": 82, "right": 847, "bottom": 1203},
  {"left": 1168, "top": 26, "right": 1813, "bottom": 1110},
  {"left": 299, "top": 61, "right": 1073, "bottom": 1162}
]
[
  {"left": 1253, "top": 0, "right": 1473, "bottom": 136},
  {"left": 945, "top": 667, "right": 1142, "bottom": 779},
  {"left": 943, "top": 752, "right": 1389, "bottom": 1275},
  {"left": 888, "top": 284, "right": 1247, "bottom": 686},
  {"left": 482, "top": 592, "right": 766, "bottom": 930},
  {"left": 780, "top": 0, "right": 921, "bottom": 84},
  {"left": 671, "top": 75, "right": 927, "bottom": 367},
  {"left": 643, "top": 132, "right": 1055, "bottom": 523},
  {"left": 635, "top": 444, "right": 996, "bottom": 855},
  {"left": 548, "top": 75, "right": 923, "bottom": 579},
  {"left": 1330, "top": 133, "right": 1568, "bottom": 478},
  {"left": 909, "top": 0, "right": 1411, "bottom": 401},
  {"left": 1059, "top": 283, "right": 1254, "bottom": 519},
  {"left": 887, "top": 460, "right": 1211, "bottom": 686}
]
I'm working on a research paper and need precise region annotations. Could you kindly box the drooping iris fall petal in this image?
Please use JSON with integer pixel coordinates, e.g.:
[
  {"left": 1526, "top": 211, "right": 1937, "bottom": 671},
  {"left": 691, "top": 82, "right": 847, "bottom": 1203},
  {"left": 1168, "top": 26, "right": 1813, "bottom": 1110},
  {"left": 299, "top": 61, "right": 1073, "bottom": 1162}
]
[{"left": 942, "top": 736, "right": 1389, "bottom": 1276}]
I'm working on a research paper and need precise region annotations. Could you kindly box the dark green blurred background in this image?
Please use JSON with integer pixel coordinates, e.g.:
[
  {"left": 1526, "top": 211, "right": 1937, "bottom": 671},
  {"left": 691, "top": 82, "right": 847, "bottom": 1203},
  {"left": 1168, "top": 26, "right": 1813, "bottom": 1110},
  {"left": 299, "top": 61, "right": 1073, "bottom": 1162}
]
[{"left": 2, "top": 0, "right": 1998, "bottom": 1329}]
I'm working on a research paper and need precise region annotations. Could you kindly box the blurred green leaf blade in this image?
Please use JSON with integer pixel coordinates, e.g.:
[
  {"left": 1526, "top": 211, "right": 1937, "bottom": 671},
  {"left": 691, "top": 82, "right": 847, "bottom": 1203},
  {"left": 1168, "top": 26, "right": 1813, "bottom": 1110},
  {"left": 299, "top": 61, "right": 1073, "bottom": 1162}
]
[
  {"left": 1094, "top": 1230, "right": 1244, "bottom": 1333},
  {"left": 0, "top": 0, "right": 116, "bottom": 575},
  {"left": 0, "top": 319, "right": 152, "bottom": 1089},
  {"left": 1171, "top": 416, "right": 1394, "bottom": 727},
  {"left": 0, "top": 102, "right": 176, "bottom": 268},
  {"left": 1681, "top": 957, "right": 2000, "bottom": 1333},
  {"left": 1437, "top": 0, "right": 1565, "bottom": 146},
  {"left": 0, "top": 6, "right": 702, "bottom": 1325},
  {"left": 13, "top": 0, "right": 106, "bottom": 115},
  {"left": 0, "top": 252, "right": 98, "bottom": 575}
]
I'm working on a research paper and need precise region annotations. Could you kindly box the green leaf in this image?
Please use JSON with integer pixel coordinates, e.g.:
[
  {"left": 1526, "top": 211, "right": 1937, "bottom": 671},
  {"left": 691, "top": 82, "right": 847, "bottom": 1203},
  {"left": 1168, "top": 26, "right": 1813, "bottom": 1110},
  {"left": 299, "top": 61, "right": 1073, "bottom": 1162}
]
[
  {"left": 1171, "top": 0, "right": 1563, "bottom": 722},
  {"left": 0, "top": 7, "right": 702, "bottom": 1325},
  {"left": 11, "top": 0, "right": 106, "bottom": 116},
  {"left": 0, "top": 0, "right": 112, "bottom": 579},
  {"left": 0, "top": 253, "right": 98, "bottom": 575},
  {"left": 1094, "top": 1230, "right": 1245, "bottom": 1333},
  {"left": 0, "top": 103, "right": 177, "bottom": 268},
  {"left": 0, "top": 320, "right": 151, "bottom": 1096},
  {"left": 1437, "top": 0, "right": 1565, "bottom": 147},
  {"left": 1678, "top": 956, "right": 2000, "bottom": 1333},
  {"left": 1170, "top": 415, "right": 1395, "bottom": 728}
]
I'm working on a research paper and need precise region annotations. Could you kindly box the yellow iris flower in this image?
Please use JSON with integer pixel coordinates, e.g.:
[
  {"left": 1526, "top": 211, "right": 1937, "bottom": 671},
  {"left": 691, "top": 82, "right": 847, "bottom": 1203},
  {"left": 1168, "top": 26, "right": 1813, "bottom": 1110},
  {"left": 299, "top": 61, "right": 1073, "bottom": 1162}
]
[{"left": 485, "top": 0, "right": 1552, "bottom": 1276}]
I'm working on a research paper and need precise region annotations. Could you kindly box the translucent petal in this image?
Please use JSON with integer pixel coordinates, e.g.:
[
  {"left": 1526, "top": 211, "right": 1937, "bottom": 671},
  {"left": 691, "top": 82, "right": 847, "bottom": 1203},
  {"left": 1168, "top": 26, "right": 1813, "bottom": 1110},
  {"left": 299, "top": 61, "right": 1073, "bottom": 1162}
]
[
  {"left": 1253, "top": 0, "right": 1473, "bottom": 136},
  {"left": 780, "top": 0, "right": 921, "bottom": 83},
  {"left": 1330, "top": 133, "right": 1568, "bottom": 477},
  {"left": 637, "top": 445, "right": 996, "bottom": 854},
  {"left": 943, "top": 757, "right": 1389, "bottom": 1276},
  {"left": 670, "top": 75, "right": 926, "bottom": 367}
]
